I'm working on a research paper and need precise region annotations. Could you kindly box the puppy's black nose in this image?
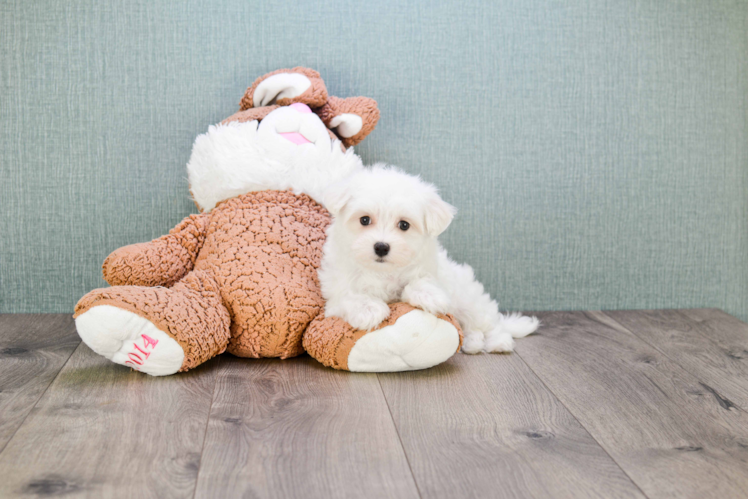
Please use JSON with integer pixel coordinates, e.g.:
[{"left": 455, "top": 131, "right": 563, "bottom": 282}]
[{"left": 374, "top": 242, "right": 390, "bottom": 257}]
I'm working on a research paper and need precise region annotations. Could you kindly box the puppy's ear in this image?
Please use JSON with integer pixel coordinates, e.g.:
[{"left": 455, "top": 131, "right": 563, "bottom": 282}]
[
  {"left": 323, "top": 182, "right": 352, "bottom": 217},
  {"left": 424, "top": 192, "right": 457, "bottom": 236}
]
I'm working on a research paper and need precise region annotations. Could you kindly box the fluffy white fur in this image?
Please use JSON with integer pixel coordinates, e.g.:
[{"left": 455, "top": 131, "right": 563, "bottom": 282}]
[
  {"left": 319, "top": 165, "right": 539, "bottom": 353},
  {"left": 187, "top": 105, "right": 363, "bottom": 212}
]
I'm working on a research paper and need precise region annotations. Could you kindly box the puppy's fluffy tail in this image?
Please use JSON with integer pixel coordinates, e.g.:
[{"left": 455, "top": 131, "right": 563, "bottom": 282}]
[{"left": 498, "top": 312, "right": 540, "bottom": 338}]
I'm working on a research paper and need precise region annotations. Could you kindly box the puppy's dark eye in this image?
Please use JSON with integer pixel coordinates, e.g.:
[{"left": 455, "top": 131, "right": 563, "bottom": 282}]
[
  {"left": 398, "top": 220, "right": 410, "bottom": 231},
  {"left": 360, "top": 216, "right": 371, "bottom": 226}
]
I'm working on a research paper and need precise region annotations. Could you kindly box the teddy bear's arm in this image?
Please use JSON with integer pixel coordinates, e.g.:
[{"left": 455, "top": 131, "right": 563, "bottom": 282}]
[{"left": 102, "top": 213, "right": 210, "bottom": 288}]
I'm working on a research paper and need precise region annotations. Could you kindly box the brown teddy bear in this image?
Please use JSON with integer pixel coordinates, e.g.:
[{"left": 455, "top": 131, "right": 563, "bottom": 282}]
[{"left": 74, "top": 67, "right": 463, "bottom": 376}]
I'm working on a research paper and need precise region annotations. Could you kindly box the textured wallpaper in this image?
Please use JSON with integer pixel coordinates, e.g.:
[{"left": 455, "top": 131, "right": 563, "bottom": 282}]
[{"left": 1, "top": 0, "right": 747, "bottom": 319}]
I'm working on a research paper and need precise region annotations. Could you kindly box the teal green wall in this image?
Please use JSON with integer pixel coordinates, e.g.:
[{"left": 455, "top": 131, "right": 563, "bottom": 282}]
[{"left": 2, "top": 1, "right": 748, "bottom": 319}]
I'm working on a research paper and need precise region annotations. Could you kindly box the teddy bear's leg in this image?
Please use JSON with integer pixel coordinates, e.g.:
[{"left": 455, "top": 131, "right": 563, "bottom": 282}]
[
  {"left": 303, "top": 303, "right": 463, "bottom": 372},
  {"left": 226, "top": 273, "right": 323, "bottom": 360},
  {"left": 74, "top": 270, "right": 231, "bottom": 376}
]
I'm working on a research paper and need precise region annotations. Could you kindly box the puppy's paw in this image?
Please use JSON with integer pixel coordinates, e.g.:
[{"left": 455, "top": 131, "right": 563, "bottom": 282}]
[
  {"left": 485, "top": 332, "right": 515, "bottom": 353},
  {"left": 402, "top": 280, "right": 450, "bottom": 315},
  {"left": 461, "top": 331, "right": 485, "bottom": 354},
  {"left": 345, "top": 299, "right": 391, "bottom": 331}
]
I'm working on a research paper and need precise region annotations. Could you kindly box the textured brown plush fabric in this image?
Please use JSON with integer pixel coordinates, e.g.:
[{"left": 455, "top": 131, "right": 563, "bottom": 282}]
[
  {"left": 315, "top": 96, "right": 381, "bottom": 148},
  {"left": 75, "top": 270, "right": 231, "bottom": 371},
  {"left": 76, "top": 190, "right": 330, "bottom": 370},
  {"left": 303, "top": 302, "right": 464, "bottom": 371},
  {"left": 221, "top": 105, "right": 279, "bottom": 125},
  {"left": 239, "top": 67, "right": 328, "bottom": 110},
  {"left": 102, "top": 214, "right": 210, "bottom": 288},
  {"left": 195, "top": 190, "right": 330, "bottom": 358}
]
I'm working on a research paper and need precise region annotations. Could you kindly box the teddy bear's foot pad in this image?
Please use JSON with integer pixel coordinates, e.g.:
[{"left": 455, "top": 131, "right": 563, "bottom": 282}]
[
  {"left": 75, "top": 305, "right": 185, "bottom": 376},
  {"left": 347, "top": 309, "right": 460, "bottom": 372}
]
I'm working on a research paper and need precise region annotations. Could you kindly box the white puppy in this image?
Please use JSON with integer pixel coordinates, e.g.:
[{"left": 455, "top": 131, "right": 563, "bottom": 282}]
[{"left": 319, "top": 164, "right": 539, "bottom": 353}]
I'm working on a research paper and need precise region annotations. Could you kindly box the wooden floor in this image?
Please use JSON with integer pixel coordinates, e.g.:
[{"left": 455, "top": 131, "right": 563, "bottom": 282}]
[{"left": 1, "top": 309, "right": 748, "bottom": 498}]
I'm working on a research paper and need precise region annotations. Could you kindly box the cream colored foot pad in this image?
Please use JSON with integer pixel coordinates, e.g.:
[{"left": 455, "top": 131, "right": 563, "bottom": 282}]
[
  {"left": 75, "top": 305, "right": 184, "bottom": 376},
  {"left": 348, "top": 309, "right": 460, "bottom": 372}
]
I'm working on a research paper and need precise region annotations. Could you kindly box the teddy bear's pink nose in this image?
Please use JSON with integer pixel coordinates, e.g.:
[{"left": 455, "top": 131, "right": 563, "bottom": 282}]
[{"left": 289, "top": 102, "right": 312, "bottom": 114}]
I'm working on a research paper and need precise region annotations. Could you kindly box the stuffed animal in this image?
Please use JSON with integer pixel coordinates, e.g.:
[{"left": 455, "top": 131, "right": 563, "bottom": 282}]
[{"left": 74, "top": 68, "right": 463, "bottom": 376}]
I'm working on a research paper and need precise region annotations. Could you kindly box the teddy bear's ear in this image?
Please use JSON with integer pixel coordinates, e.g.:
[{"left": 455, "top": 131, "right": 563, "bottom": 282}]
[
  {"left": 240, "top": 67, "right": 328, "bottom": 110},
  {"left": 315, "top": 96, "right": 380, "bottom": 148}
]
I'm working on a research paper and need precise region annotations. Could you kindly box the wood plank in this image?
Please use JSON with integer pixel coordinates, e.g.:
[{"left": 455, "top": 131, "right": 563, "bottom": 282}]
[
  {"left": 377, "top": 351, "right": 644, "bottom": 498},
  {"left": 516, "top": 310, "right": 748, "bottom": 498},
  {"left": 0, "top": 342, "right": 220, "bottom": 498},
  {"left": 678, "top": 308, "right": 748, "bottom": 348},
  {"left": 680, "top": 307, "right": 748, "bottom": 368},
  {"left": 0, "top": 314, "right": 80, "bottom": 453},
  {"left": 607, "top": 309, "right": 748, "bottom": 410},
  {"left": 194, "top": 356, "right": 419, "bottom": 499}
]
